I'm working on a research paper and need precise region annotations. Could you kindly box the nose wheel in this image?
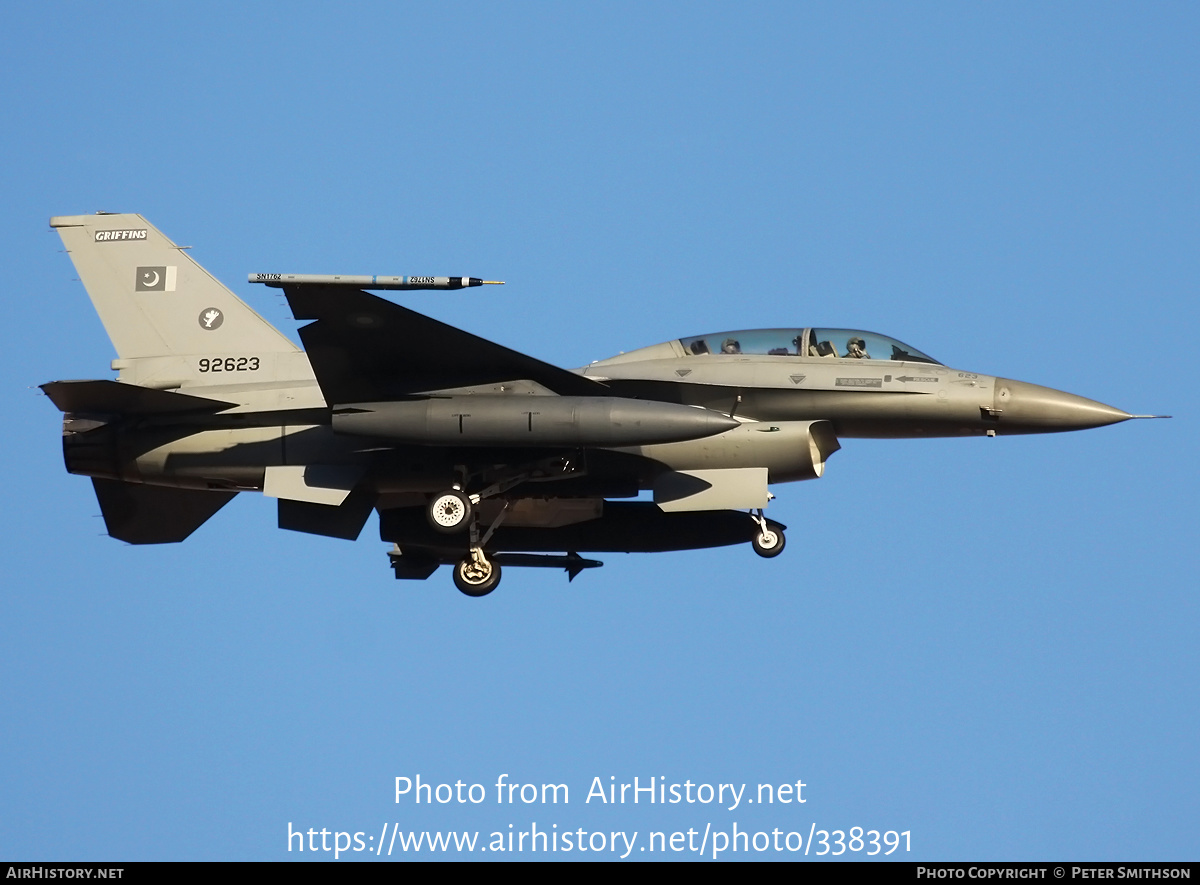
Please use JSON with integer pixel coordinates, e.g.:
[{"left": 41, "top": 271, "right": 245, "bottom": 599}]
[
  {"left": 750, "top": 508, "right": 786, "bottom": 558},
  {"left": 751, "top": 527, "right": 786, "bottom": 557}
]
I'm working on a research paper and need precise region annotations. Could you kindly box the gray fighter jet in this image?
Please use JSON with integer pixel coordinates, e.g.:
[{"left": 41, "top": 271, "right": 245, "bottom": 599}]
[{"left": 43, "top": 214, "right": 1163, "bottom": 596}]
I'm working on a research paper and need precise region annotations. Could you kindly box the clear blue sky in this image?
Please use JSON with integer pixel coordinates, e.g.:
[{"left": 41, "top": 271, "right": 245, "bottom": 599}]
[{"left": 1, "top": 2, "right": 1195, "bottom": 861}]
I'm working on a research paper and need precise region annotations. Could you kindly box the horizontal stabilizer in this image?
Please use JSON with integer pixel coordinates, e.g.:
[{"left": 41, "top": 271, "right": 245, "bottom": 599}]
[
  {"left": 42, "top": 380, "right": 236, "bottom": 415},
  {"left": 92, "top": 478, "right": 236, "bottom": 544},
  {"left": 282, "top": 285, "right": 607, "bottom": 402}
]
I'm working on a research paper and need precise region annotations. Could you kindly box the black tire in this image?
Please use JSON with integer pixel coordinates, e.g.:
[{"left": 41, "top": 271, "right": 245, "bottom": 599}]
[
  {"left": 453, "top": 558, "right": 501, "bottom": 597},
  {"left": 751, "top": 527, "right": 786, "bottom": 558},
  {"left": 427, "top": 490, "right": 472, "bottom": 534}
]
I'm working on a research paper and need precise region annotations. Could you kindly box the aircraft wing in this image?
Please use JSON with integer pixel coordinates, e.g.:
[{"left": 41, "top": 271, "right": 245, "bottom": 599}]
[{"left": 282, "top": 285, "right": 607, "bottom": 403}]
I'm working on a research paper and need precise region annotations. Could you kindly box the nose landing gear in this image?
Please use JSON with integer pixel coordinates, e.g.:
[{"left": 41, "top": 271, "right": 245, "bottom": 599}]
[{"left": 750, "top": 508, "right": 786, "bottom": 558}]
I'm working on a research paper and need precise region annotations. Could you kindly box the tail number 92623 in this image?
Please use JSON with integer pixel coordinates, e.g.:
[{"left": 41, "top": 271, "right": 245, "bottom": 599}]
[{"left": 198, "top": 356, "right": 261, "bottom": 373}]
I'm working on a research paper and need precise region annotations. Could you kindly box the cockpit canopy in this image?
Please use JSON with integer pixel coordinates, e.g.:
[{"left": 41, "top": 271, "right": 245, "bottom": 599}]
[{"left": 679, "top": 328, "right": 941, "bottom": 365}]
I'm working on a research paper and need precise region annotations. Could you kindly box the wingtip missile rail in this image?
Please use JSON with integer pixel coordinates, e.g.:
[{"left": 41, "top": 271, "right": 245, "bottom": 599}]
[{"left": 248, "top": 273, "right": 504, "bottom": 290}]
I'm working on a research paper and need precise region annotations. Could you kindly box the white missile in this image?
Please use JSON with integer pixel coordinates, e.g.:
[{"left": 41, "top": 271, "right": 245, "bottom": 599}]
[{"left": 248, "top": 273, "right": 503, "bottom": 290}]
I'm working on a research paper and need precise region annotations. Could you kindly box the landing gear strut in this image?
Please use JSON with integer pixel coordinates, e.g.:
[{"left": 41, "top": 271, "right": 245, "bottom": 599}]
[
  {"left": 750, "top": 508, "right": 786, "bottom": 558},
  {"left": 449, "top": 498, "right": 511, "bottom": 596}
]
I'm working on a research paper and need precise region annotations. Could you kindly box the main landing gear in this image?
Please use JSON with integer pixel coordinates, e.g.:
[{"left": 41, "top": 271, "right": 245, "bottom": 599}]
[
  {"left": 427, "top": 490, "right": 472, "bottom": 533},
  {"left": 750, "top": 508, "right": 786, "bottom": 558},
  {"left": 453, "top": 550, "right": 502, "bottom": 597},
  {"left": 426, "top": 472, "right": 531, "bottom": 535},
  {"left": 427, "top": 486, "right": 513, "bottom": 597}
]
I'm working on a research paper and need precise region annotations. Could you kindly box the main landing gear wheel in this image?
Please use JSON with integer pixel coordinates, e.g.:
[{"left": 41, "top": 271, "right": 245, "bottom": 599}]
[
  {"left": 752, "top": 526, "right": 786, "bottom": 558},
  {"left": 453, "top": 556, "right": 501, "bottom": 597},
  {"left": 427, "top": 490, "right": 472, "bottom": 534}
]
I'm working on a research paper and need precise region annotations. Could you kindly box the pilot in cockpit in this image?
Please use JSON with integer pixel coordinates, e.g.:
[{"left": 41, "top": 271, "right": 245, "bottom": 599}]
[
  {"left": 721, "top": 338, "right": 742, "bottom": 354},
  {"left": 845, "top": 336, "right": 869, "bottom": 359}
]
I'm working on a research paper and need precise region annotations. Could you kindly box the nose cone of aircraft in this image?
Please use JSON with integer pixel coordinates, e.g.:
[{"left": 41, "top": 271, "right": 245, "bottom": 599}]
[{"left": 994, "top": 378, "right": 1133, "bottom": 433}]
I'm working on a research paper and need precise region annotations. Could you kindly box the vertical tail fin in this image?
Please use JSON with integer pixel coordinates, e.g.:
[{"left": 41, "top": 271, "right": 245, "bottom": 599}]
[
  {"left": 51, "top": 213, "right": 316, "bottom": 399},
  {"left": 53, "top": 212, "right": 321, "bottom": 407},
  {"left": 52, "top": 213, "right": 299, "bottom": 360}
]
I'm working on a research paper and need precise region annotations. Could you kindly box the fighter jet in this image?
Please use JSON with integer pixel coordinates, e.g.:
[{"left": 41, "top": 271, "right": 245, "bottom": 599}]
[{"left": 42, "top": 214, "right": 1163, "bottom": 596}]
